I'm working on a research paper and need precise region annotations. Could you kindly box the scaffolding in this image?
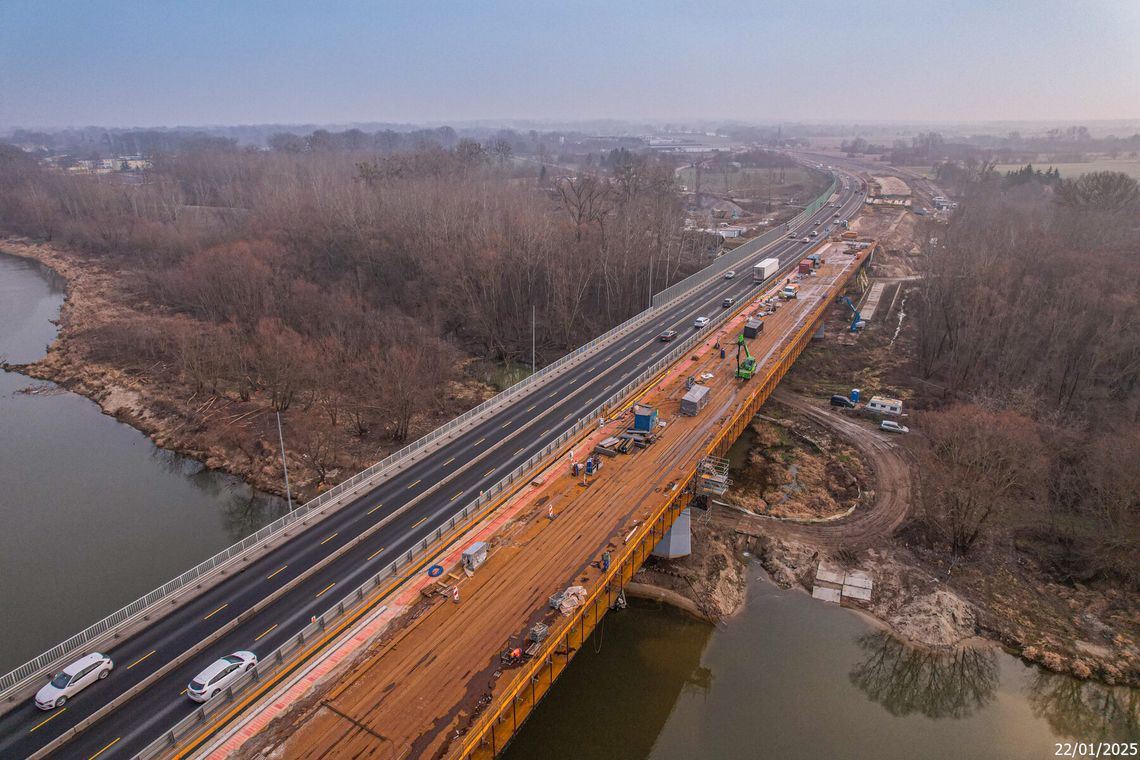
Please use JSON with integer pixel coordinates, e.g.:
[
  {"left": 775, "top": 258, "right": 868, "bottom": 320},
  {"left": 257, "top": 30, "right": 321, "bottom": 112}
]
[{"left": 695, "top": 455, "right": 732, "bottom": 496}]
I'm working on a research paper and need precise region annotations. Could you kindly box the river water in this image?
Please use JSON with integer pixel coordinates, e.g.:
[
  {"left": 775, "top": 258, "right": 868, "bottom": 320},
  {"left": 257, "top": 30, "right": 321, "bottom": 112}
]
[
  {"left": 505, "top": 571, "right": 1138, "bottom": 759},
  {"left": 0, "top": 252, "right": 286, "bottom": 672}
]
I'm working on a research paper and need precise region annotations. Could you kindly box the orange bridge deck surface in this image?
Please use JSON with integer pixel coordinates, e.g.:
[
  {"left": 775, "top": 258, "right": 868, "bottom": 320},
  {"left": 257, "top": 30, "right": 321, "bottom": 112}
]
[{"left": 254, "top": 245, "right": 867, "bottom": 760}]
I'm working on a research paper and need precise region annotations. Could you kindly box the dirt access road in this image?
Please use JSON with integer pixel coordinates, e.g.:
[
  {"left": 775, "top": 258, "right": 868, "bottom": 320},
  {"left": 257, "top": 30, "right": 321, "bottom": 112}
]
[{"left": 749, "top": 389, "right": 913, "bottom": 551}]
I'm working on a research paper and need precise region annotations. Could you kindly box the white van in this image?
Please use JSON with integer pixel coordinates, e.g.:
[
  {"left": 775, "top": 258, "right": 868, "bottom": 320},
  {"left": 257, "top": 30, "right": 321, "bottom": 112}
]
[{"left": 866, "top": 396, "right": 903, "bottom": 416}]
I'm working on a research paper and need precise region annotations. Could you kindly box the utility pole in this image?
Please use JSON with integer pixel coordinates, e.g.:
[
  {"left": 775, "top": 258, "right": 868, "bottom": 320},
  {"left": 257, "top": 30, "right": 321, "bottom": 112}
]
[
  {"left": 276, "top": 410, "right": 293, "bottom": 511},
  {"left": 648, "top": 255, "right": 653, "bottom": 310}
]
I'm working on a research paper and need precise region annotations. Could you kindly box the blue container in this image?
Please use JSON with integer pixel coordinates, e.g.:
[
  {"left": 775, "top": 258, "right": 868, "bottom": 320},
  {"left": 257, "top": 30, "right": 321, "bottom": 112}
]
[
  {"left": 632, "top": 404, "right": 658, "bottom": 432},
  {"left": 850, "top": 388, "right": 861, "bottom": 402}
]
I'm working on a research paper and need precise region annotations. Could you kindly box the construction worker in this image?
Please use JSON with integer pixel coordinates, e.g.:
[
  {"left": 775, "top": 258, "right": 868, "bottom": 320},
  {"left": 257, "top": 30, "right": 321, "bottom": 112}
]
[
  {"left": 452, "top": 586, "right": 460, "bottom": 604},
  {"left": 601, "top": 552, "right": 611, "bottom": 572},
  {"left": 548, "top": 504, "right": 556, "bottom": 521}
]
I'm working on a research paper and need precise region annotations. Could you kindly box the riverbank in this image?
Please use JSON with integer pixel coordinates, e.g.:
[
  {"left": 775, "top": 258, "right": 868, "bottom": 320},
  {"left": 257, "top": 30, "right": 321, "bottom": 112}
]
[
  {"left": 0, "top": 252, "right": 287, "bottom": 670},
  {"left": 634, "top": 199, "right": 1138, "bottom": 687},
  {"left": 0, "top": 236, "right": 496, "bottom": 503}
]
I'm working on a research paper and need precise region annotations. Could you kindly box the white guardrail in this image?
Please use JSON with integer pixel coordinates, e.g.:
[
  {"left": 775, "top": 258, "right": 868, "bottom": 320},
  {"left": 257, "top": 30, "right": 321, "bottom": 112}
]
[
  {"left": 131, "top": 220, "right": 838, "bottom": 759},
  {"left": 2, "top": 171, "right": 845, "bottom": 714}
]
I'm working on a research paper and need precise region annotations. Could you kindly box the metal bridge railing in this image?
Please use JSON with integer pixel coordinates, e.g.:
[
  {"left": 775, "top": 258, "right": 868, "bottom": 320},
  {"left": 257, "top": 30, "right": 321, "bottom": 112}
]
[{"left": 1, "top": 176, "right": 841, "bottom": 706}]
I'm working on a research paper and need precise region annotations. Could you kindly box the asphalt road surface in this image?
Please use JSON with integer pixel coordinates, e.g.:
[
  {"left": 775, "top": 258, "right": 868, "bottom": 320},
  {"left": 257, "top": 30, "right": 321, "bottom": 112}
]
[{"left": 0, "top": 173, "right": 864, "bottom": 759}]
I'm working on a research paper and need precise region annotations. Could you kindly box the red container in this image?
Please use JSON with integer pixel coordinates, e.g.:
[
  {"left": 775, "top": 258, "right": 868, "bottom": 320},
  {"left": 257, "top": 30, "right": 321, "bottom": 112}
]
[{"left": 798, "top": 260, "right": 812, "bottom": 274}]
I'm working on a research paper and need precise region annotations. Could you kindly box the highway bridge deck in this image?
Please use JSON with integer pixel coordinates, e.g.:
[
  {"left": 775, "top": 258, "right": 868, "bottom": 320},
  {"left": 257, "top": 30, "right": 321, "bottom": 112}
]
[{"left": 235, "top": 245, "right": 866, "bottom": 760}]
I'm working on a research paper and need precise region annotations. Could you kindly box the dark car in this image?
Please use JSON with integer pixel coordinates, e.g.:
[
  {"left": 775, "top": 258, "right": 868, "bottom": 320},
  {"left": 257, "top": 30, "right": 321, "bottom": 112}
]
[
  {"left": 722, "top": 297, "right": 735, "bottom": 309},
  {"left": 830, "top": 394, "right": 856, "bottom": 408},
  {"left": 659, "top": 329, "right": 678, "bottom": 342}
]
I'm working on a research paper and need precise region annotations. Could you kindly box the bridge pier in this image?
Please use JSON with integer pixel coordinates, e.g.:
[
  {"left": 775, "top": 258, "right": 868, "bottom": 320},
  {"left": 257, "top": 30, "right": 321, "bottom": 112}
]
[{"left": 652, "top": 507, "right": 691, "bottom": 558}]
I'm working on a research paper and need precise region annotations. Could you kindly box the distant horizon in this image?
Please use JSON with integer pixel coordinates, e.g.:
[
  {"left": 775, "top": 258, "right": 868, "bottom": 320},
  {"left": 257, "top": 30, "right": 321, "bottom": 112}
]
[{"left": 6, "top": 116, "right": 1140, "bottom": 137}]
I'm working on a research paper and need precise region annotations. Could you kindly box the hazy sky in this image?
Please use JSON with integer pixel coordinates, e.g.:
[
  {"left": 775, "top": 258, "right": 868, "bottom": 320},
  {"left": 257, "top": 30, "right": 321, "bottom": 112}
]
[{"left": 3, "top": 0, "right": 1139, "bottom": 128}]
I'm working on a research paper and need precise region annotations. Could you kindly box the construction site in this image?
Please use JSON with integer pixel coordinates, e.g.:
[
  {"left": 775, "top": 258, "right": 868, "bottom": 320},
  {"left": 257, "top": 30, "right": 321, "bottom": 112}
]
[{"left": 203, "top": 239, "right": 874, "bottom": 760}]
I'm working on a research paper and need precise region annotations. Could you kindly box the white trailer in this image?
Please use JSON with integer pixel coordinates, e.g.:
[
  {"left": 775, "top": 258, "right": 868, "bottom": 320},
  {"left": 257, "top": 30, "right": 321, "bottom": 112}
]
[{"left": 752, "top": 257, "right": 780, "bottom": 282}]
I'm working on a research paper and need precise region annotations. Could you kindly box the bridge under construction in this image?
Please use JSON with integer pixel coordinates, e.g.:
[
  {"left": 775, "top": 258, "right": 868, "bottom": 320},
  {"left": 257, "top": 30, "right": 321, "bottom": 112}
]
[{"left": 199, "top": 238, "right": 873, "bottom": 760}]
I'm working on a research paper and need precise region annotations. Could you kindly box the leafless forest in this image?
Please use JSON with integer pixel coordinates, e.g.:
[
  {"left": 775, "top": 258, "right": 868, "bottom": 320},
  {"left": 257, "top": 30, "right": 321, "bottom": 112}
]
[
  {"left": 909, "top": 169, "right": 1139, "bottom": 587},
  {"left": 0, "top": 135, "right": 707, "bottom": 492}
]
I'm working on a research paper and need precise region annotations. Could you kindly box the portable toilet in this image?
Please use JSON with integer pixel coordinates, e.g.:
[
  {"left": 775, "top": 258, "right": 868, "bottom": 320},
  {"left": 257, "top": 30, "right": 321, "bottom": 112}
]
[
  {"left": 632, "top": 404, "right": 658, "bottom": 432},
  {"left": 462, "top": 542, "right": 488, "bottom": 572},
  {"left": 850, "top": 388, "right": 861, "bottom": 403}
]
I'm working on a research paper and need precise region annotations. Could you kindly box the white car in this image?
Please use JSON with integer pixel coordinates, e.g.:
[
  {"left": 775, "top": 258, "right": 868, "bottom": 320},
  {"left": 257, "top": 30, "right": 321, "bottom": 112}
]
[
  {"left": 880, "top": 420, "right": 909, "bottom": 434},
  {"left": 724, "top": 270, "right": 735, "bottom": 279},
  {"left": 35, "top": 653, "right": 113, "bottom": 710},
  {"left": 187, "top": 651, "right": 258, "bottom": 703},
  {"left": 801, "top": 237, "right": 811, "bottom": 243},
  {"left": 693, "top": 316, "right": 710, "bottom": 329}
]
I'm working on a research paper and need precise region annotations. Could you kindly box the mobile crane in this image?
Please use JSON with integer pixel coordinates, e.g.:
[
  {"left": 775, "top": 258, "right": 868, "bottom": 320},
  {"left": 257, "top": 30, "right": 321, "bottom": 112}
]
[
  {"left": 839, "top": 295, "right": 865, "bottom": 332},
  {"left": 735, "top": 334, "right": 757, "bottom": 380}
]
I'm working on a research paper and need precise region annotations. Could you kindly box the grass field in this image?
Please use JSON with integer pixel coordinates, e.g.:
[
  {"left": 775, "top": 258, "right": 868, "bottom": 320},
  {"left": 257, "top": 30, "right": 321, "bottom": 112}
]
[
  {"left": 675, "top": 164, "right": 824, "bottom": 199},
  {"left": 992, "top": 158, "right": 1140, "bottom": 181}
]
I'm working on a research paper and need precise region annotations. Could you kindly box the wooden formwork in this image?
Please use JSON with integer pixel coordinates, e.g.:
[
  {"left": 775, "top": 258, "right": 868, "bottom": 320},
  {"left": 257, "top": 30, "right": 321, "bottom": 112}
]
[{"left": 457, "top": 246, "right": 869, "bottom": 760}]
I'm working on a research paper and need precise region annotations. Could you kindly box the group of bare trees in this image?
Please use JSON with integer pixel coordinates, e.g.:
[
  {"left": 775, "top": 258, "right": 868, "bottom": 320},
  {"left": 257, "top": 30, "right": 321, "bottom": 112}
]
[
  {"left": 907, "top": 171, "right": 1139, "bottom": 586},
  {"left": 0, "top": 137, "right": 696, "bottom": 496}
]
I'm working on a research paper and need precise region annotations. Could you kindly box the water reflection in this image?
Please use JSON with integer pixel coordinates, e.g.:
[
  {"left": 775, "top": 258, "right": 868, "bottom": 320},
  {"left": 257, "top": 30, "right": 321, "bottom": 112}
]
[
  {"left": 149, "top": 446, "right": 288, "bottom": 541},
  {"left": 1028, "top": 671, "right": 1140, "bottom": 741},
  {"left": 502, "top": 600, "right": 714, "bottom": 760},
  {"left": 849, "top": 631, "right": 999, "bottom": 719}
]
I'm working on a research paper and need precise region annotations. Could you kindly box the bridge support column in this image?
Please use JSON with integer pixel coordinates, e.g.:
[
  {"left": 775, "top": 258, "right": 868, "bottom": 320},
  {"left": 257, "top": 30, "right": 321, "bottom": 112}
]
[{"left": 652, "top": 507, "right": 691, "bottom": 558}]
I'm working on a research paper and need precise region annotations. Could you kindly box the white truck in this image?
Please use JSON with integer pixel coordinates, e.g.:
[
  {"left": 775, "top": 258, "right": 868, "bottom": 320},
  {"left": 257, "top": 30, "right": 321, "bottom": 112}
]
[{"left": 752, "top": 257, "right": 780, "bottom": 283}]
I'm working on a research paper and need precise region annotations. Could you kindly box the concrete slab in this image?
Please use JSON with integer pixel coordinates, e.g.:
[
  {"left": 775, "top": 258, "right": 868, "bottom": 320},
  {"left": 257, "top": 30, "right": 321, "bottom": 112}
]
[
  {"left": 842, "top": 584, "right": 872, "bottom": 601},
  {"left": 812, "top": 587, "right": 842, "bottom": 604},
  {"left": 844, "top": 570, "right": 873, "bottom": 589},
  {"left": 815, "top": 561, "right": 845, "bottom": 586}
]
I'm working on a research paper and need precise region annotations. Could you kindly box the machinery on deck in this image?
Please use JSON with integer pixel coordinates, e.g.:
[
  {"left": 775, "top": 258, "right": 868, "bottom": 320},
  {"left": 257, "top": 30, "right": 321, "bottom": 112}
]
[
  {"left": 734, "top": 334, "right": 757, "bottom": 380},
  {"left": 839, "top": 295, "right": 865, "bottom": 332}
]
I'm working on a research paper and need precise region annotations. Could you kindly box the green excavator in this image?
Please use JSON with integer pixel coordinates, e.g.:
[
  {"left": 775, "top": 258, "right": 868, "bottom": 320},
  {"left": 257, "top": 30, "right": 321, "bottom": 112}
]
[{"left": 735, "top": 333, "right": 757, "bottom": 380}]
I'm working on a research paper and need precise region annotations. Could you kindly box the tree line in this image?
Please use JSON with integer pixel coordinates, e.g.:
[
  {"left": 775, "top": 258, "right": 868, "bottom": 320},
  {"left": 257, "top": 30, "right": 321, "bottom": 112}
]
[
  {"left": 906, "top": 169, "right": 1139, "bottom": 587},
  {"left": 0, "top": 137, "right": 699, "bottom": 495}
]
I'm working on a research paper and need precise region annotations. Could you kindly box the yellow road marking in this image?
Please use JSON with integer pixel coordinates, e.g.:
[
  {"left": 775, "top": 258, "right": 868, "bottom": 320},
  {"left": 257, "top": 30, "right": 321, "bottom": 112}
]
[
  {"left": 484, "top": 467, "right": 496, "bottom": 477},
  {"left": 319, "top": 532, "right": 338, "bottom": 546},
  {"left": 315, "top": 582, "right": 335, "bottom": 598},
  {"left": 367, "top": 546, "right": 385, "bottom": 561},
  {"left": 127, "top": 650, "right": 155, "bottom": 670},
  {"left": 89, "top": 737, "right": 120, "bottom": 759},
  {"left": 180, "top": 688, "right": 187, "bottom": 696},
  {"left": 411, "top": 517, "right": 426, "bottom": 529},
  {"left": 526, "top": 405, "right": 536, "bottom": 412},
  {"left": 254, "top": 624, "right": 278, "bottom": 642},
  {"left": 450, "top": 490, "right": 463, "bottom": 501},
  {"left": 514, "top": 448, "right": 524, "bottom": 456},
  {"left": 541, "top": 429, "right": 551, "bottom": 436},
  {"left": 29, "top": 707, "right": 66, "bottom": 732},
  {"left": 203, "top": 603, "right": 228, "bottom": 621},
  {"left": 267, "top": 564, "right": 287, "bottom": 580},
  {"left": 501, "top": 420, "right": 512, "bottom": 428},
  {"left": 442, "top": 457, "right": 455, "bottom": 466},
  {"left": 366, "top": 503, "right": 383, "bottom": 515},
  {"left": 407, "top": 479, "right": 421, "bottom": 489},
  {"left": 548, "top": 392, "right": 558, "bottom": 398},
  {"left": 474, "top": 437, "right": 485, "bottom": 445}
]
